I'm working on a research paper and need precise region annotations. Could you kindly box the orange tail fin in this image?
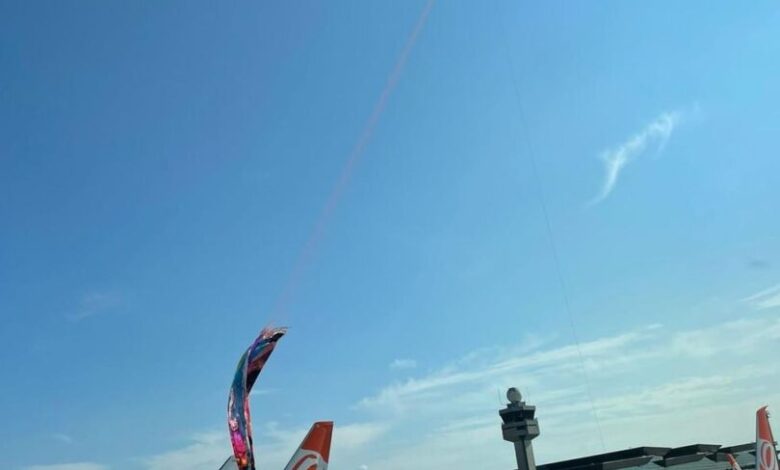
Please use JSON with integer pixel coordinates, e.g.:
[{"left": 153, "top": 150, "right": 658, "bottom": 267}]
[
  {"left": 284, "top": 421, "right": 333, "bottom": 470},
  {"left": 757, "top": 407, "right": 778, "bottom": 470}
]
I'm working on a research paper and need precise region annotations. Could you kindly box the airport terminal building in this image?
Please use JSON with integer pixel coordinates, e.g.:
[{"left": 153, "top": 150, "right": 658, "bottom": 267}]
[
  {"left": 539, "top": 444, "right": 757, "bottom": 470},
  {"left": 217, "top": 439, "right": 760, "bottom": 470}
]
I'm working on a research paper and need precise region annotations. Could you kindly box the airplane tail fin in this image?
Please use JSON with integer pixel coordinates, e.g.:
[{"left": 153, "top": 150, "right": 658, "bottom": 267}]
[
  {"left": 284, "top": 421, "right": 333, "bottom": 470},
  {"left": 757, "top": 406, "right": 778, "bottom": 470}
]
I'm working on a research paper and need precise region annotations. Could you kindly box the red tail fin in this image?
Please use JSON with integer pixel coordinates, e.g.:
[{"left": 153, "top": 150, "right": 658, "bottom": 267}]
[
  {"left": 284, "top": 421, "right": 333, "bottom": 470},
  {"left": 757, "top": 407, "right": 778, "bottom": 470}
]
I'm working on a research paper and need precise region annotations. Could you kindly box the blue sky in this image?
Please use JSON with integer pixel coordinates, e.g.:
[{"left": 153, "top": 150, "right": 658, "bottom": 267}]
[{"left": 2, "top": 1, "right": 780, "bottom": 469}]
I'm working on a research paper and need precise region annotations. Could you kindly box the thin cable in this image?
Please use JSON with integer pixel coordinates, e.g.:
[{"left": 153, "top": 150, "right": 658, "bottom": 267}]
[
  {"left": 496, "top": 6, "right": 607, "bottom": 452},
  {"left": 269, "top": 0, "right": 436, "bottom": 322}
]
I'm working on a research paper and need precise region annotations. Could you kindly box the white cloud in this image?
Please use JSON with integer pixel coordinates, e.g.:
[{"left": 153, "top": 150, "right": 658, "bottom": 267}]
[
  {"left": 142, "top": 431, "right": 229, "bottom": 470},
  {"left": 347, "top": 316, "right": 780, "bottom": 468},
  {"left": 335, "top": 422, "right": 389, "bottom": 450},
  {"left": 67, "top": 291, "right": 121, "bottom": 322},
  {"left": 142, "top": 421, "right": 387, "bottom": 470},
  {"left": 52, "top": 433, "right": 74, "bottom": 444},
  {"left": 25, "top": 464, "right": 109, "bottom": 470},
  {"left": 358, "top": 327, "right": 654, "bottom": 412},
  {"left": 590, "top": 110, "right": 682, "bottom": 204},
  {"left": 743, "top": 283, "right": 780, "bottom": 310},
  {"left": 141, "top": 315, "right": 780, "bottom": 470},
  {"left": 389, "top": 359, "right": 417, "bottom": 370},
  {"left": 360, "top": 418, "right": 509, "bottom": 470}
]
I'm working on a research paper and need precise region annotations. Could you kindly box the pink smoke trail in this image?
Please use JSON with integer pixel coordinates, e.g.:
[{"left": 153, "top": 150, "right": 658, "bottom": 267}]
[{"left": 271, "top": 0, "right": 436, "bottom": 318}]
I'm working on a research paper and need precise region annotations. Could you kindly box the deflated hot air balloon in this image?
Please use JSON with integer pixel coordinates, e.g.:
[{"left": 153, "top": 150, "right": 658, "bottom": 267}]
[{"left": 228, "top": 326, "right": 287, "bottom": 470}]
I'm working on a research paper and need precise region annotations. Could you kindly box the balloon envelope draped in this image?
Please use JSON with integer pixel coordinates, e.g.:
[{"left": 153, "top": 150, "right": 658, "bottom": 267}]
[{"left": 228, "top": 327, "right": 287, "bottom": 470}]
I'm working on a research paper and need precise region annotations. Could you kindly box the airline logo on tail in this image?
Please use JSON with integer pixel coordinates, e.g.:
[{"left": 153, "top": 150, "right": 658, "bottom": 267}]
[
  {"left": 758, "top": 406, "right": 778, "bottom": 470},
  {"left": 284, "top": 421, "right": 333, "bottom": 470}
]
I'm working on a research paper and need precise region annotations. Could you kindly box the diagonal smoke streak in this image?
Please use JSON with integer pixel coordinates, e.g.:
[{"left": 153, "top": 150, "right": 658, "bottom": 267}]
[{"left": 271, "top": 0, "right": 436, "bottom": 318}]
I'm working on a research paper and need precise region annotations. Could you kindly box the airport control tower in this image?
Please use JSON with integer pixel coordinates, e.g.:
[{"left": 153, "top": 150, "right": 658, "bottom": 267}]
[{"left": 500, "top": 388, "right": 540, "bottom": 470}]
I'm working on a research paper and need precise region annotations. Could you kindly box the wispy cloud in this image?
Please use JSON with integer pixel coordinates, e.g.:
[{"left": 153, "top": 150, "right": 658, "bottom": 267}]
[
  {"left": 142, "top": 421, "right": 387, "bottom": 470},
  {"left": 67, "top": 291, "right": 121, "bottom": 322},
  {"left": 52, "top": 433, "right": 74, "bottom": 444},
  {"left": 142, "top": 314, "right": 780, "bottom": 470},
  {"left": 332, "top": 422, "right": 389, "bottom": 450},
  {"left": 360, "top": 318, "right": 779, "bottom": 411},
  {"left": 349, "top": 316, "right": 780, "bottom": 468},
  {"left": 389, "top": 358, "right": 417, "bottom": 370},
  {"left": 142, "top": 431, "right": 230, "bottom": 470},
  {"left": 25, "top": 464, "right": 109, "bottom": 470},
  {"left": 590, "top": 110, "right": 683, "bottom": 204},
  {"left": 743, "top": 283, "right": 780, "bottom": 310},
  {"left": 358, "top": 327, "right": 654, "bottom": 411}
]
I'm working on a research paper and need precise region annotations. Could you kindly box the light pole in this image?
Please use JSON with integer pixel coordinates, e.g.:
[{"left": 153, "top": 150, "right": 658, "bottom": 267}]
[{"left": 500, "top": 388, "right": 540, "bottom": 470}]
